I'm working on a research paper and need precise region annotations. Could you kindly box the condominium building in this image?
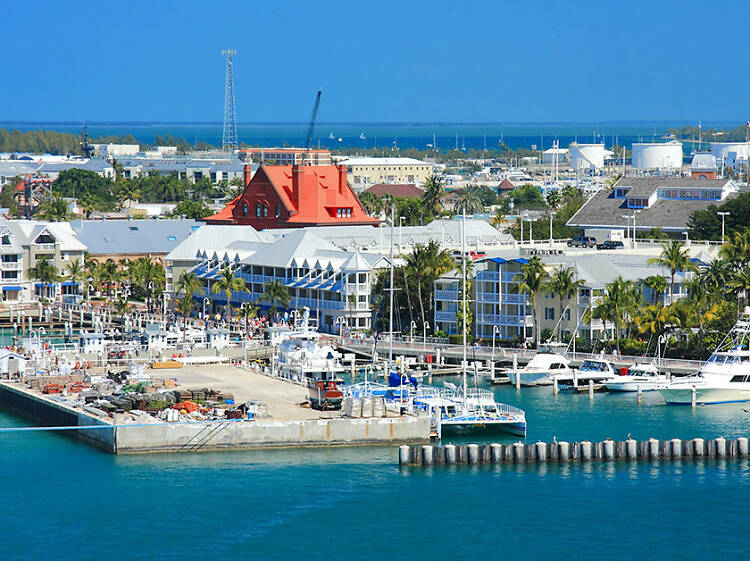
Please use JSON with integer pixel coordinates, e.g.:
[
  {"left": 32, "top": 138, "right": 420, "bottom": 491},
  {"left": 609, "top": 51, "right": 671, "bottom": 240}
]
[{"left": 339, "top": 157, "right": 432, "bottom": 191}]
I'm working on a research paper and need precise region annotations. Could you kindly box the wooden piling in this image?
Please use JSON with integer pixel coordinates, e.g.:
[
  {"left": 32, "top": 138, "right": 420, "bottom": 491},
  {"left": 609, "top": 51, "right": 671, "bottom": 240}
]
[
  {"left": 422, "top": 445, "right": 433, "bottom": 465},
  {"left": 399, "top": 445, "right": 409, "bottom": 465},
  {"left": 558, "top": 441, "right": 570, "bottom": 461},
  {"left": 490, "top": 443, "right": 501, "bottom": 463},
  {"left": 467, "top": 444, "right": 479, "bottom": 465},
  {"left": 552, "top": 377, "right": 558, "bottom": 395},
  {"left": 444, "top": 444, "right": 456, "bottom": 464}
]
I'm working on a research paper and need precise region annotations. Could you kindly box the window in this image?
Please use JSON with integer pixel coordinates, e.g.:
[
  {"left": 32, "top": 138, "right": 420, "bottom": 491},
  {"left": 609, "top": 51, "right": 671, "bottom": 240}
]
[
  {"left": 275, "top": 205, "right": 280, "bottom": 218},
  {"left": 262, "top": 202, "right": 268, "bottom": 218},
  {"left": 545, "top": 308, "right": 555, "bottom": 320},
  {"left": 167, "top": 235, "right": 176, "bottom": 241},
  {"left": 255, "top": 203, "right": 261, "bottom": 218},
  {"left": 242, "top": 202, "right": 248, "bottom": 217},
  {"left": 1, "top": 235, "right": 9, "bottom": 245},
  {"left": 563, "top": 309, "right": 570, "bottom": 321}
]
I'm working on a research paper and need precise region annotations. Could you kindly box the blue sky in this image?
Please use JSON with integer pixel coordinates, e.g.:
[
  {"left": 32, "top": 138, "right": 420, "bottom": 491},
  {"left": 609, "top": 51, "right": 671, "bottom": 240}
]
[{"left": 3, "top": 0, "right": 749, "bottom": 123}]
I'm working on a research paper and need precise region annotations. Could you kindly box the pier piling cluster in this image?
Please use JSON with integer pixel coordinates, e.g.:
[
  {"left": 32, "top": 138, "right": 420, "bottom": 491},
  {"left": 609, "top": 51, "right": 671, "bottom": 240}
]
[{"left": 398, "top": 436, "right": 750, "bottom": 466}]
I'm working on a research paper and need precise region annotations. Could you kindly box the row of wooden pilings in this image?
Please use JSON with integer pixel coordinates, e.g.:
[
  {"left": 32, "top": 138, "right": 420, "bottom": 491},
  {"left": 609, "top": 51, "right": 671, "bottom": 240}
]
[{"left": 398, "top": 436, "right": 750, "bottom": 466}]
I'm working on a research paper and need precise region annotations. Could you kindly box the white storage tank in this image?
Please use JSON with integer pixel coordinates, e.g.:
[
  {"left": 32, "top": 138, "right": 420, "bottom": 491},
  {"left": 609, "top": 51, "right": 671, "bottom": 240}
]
[
  {"left": 569, "top": 143, "right": 607, "bottom": 170},
  {"left": 711, "top": 142, "right": 750, "bottom": 167},
  {"left": 631, "top": 141, "right": 684, "bottom": 169}
]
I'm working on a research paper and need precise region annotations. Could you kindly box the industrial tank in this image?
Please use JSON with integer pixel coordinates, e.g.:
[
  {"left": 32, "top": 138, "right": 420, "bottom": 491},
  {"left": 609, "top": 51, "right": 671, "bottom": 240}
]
[
  {"left": 711, "top": 142, "right": 750, "bottom": 166},
  {"left": 631, "top": 141, "right": 684, "bottom": 169},
  {"left": 569, "top": 143, "right": 606, "bottom": 170}
]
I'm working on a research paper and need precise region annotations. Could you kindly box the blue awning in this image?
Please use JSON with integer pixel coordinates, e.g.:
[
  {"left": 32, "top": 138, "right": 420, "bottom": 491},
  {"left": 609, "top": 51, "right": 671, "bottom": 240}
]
[
  {"left": 35, "top": 282, "right": 57, "bottom": 287},
  {"left": 61, "top": 281, "right": 79, "bottom": 287},
  {"left": 482, "top": 257, "right": 529, "bottom": 265},
  {"left": 2, "top": 286, "right": 21, "bottom": 291}
]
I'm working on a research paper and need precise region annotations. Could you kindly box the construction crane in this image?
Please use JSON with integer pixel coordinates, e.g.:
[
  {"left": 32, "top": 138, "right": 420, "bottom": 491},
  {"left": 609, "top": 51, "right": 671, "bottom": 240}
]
[{"left": 303, "top": 89, "right": 322, "bottom": 152}]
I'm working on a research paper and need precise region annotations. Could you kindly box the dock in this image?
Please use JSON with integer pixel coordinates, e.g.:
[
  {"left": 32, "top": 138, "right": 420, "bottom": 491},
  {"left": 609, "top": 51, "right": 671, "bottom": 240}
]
[{"left": 398, "top": 436, "right": 750, "bottom": 466}]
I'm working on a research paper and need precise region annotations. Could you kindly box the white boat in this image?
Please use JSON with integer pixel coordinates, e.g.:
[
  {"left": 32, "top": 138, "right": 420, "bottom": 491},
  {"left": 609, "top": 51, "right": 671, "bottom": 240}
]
[
  {"left": 659, "top": 309, "right": 750, "bottom": 405},
  {"left": 557, "top": 358, "right": 618, "bottom": 387},
  {"left": 505, "top": 352, "right": 573, "bottom": 386},
  {"left": 604, "top": 363, "right": 669, "bottom": 392},
  {"left": 273, "top": 309, "right": 346, "bottom": 388}
]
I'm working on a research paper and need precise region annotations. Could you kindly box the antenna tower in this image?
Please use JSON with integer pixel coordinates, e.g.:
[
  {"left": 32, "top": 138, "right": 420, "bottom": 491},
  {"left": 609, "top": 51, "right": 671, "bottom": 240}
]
[{"left": 221, "top": 49, "right": 238, "bottom": 151}]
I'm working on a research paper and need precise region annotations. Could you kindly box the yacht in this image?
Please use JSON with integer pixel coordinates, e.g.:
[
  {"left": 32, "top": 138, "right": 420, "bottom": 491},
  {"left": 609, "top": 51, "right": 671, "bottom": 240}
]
[
  {"left": 505, "top": 352, "right": 573, "bottom": 386},
  {"left": 556, "top": 358, "right": 618, "bottom": 388},
  {"left": 659, "top": 309, "right": 750, "bottom": 405},
  {"left": 273, "top": 309, "right": 347, "bottom": 389},
  {"left": 604, "top": 363, "right": 669, "bottom": 392}
]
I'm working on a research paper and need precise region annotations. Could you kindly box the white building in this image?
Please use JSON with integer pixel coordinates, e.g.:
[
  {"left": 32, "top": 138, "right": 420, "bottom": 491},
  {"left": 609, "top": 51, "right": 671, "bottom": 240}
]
[
  {"left": 541, "top": 147, "right": 569, "bottom": 164},
  {"left": 569, "top": 143, "right": 609, "bottom": 170},
  {"left": 711, "top": 142, "right": 750, "bottom": 168},
  {"left": 339, "top": 157, "right": 432, "bottom": 191},
  {"left": 92, "top": 144, "right": 141, "bottom": 158}
]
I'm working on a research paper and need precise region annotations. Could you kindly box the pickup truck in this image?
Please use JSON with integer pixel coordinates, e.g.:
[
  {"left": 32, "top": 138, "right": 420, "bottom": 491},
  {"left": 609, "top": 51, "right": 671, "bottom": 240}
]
[
  {"left": 567, "top": 236, "right": 597, "bottom": 248},
  {"left": 596, "top": 240, "right": 624, "bottom": 250}
]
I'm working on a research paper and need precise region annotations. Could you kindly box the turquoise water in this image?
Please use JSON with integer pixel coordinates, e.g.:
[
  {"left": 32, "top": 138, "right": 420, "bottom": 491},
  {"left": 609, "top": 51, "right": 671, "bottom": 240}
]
[{"left": 3, "top": 382, "right": 750, "bottom": 560}]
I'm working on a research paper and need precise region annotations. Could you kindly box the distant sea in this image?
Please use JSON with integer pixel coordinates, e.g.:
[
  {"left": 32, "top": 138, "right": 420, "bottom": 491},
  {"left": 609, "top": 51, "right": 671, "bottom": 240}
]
[{"left": 0, "top": 121, "right": 737, "bottom": 152}]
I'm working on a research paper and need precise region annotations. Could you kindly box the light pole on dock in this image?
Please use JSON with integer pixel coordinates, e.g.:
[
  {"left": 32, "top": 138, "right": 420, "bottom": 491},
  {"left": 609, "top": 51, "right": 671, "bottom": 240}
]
[{"left": 717, "top": 211, "right": 730, "bottom": 244}]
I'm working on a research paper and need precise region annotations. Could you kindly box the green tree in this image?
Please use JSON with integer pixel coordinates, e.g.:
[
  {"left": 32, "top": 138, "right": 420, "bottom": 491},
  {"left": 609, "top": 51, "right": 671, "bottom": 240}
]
[
  {"left": 728, "top": 266, "right": 750, "bottom": 307},
  {"left": 36, "top": 193, "right": 72, "bottom": 221},
  {"left": 211, "top": 266, "right": 246, "bottom": 318},
  {"left": 238, "top": 302, "right": 259, "bottom": 336},
  {"left": 421, "top": 174, "right": 445, "bottom": 218},
  {"left": 643, "top": 275, "right": 668, "bottom": 305},
  {"left": 175, "top": 270, "right": 203, "bottom": 299},
  {"left": 648, "top": 240, "right": 693, "bottom": 303},
  {"left": 261, "top": 279, "right": 291, "bottom": 319},
  {"left": 65, "top": 259, "right": 84, "bottom": 294},
  {"left": 635, "top": 303, "right": 681, "bottom": 352},
  {"left": 454, "top": 187, "right": 485, "bottom": 215},
  {"left": 170, "top": 200, "right": 212, "bottom": 219},
  {"left": 514, "top": 256, "right": 549, "bottom": 346},
  {"left": 28, "top": 257, "right": 60, "bottom": 300},
  {"left": 601, "top": 277, "right": 641, "bottom": 353},
  {"left": 543, "top": 266, "right": 584, "bottom": 340}
]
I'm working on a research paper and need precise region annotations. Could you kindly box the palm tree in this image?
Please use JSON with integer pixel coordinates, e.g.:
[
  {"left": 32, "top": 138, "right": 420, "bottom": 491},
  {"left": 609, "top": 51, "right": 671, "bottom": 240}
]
[
  {"left": 454, "top": 186, "right": 484, "bottom": 216},
  {"left": 421, "top": 174, "right": 445, "bottom": 218},
  {"left": 28, "top": 257, "right": 60, "bottom": 300},
  {"left": 698, "top": 257, "right": 732, "bottom": 295},
  {"left": 643, "top": 275, "right": 668, "bottom": 305},
  {"left": 514, "top": 256, "right": 548, "bottom": 346},
  {"left": 456, "top": 257, "right": 474, "bottom": 343},
  {"left": 720, "top": 228, "right": 750, "bottom": 265},
  {"left": 586, "top": 297, "right": 614, "bottom": 345},
  {"left": 602, "top": 276, "right": 641, "bottom": 353},
  {"left": 546, "top": 190, "right": 561, "bottom": 209},
  {"left": 635, "top": 303, "right": 681, "bottom": 352},
  {"left": 543, "top": 266, "right": 584, "bottom": 340},
  {"left": 211, "top": 266, "right": 246, "bottom": 318},
  {"left": 65, "top": 259, "right": 84, "bottom": 296},
  {"left": 98, "top": 260, "right": 120, "bottom": 297},
  {"left": 648, "top": 240, "right": 693, "bottom": 303},
  {"left": 37, "top": 194, "right": 72, "bottom": 222},
  {"left": 175, "top": 270, "right": 202, "bottom": 299},
  {"left": 261, "top": 279, "right": 291, "bottom": 319},
  {"left": 684, "top": 277, "right": 721, "bottom": 355},
  {"left": 729, "top": 266, "right": 750, "bottom": 307}
]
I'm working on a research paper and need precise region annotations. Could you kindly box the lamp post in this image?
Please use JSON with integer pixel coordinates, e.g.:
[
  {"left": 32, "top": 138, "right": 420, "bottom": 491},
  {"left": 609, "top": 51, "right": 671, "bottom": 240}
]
[
  {"left": 632, "top": 210, "right": 641, "bottom": 247},
  {"left": 492, "top": 325, "right": 500, "bottom": 361},
  {"left": 528, "top": 217, "right": 533, "bottom": 243},
  {"left": 203, "top": 297, "right": 209, "bottom": 320},
  {"left": 422, "top": 321, "right": 429, "bottom": 351},
  {"left": 399, "top": 216, "right": 405, "bottom": 253},
  {"left": 410, "top": 320, "right": 417, "bottom": 342},
  {"left": 548, "top": 211, "right": 555, "bottom": 247},
  {"left": 718, "top": 211, "right": 730, "bottom": 244},
  {"left": 335, "top": 316, "right": 347, "bottom": 337}
]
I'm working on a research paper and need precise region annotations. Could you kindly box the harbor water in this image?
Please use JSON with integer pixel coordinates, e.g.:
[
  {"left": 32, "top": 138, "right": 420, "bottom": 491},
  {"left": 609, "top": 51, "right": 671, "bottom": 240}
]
[{"left": 3, "top": 379, "right": 750, "bottom": 560}]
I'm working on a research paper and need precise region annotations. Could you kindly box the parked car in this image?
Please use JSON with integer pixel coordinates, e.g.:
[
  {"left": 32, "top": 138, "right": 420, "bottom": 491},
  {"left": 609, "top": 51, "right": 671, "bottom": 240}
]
[
  {"left": 596, "top": 240, "right": 624, "bottom": 250},
  {"left": 567, "top": 236, "right": 597, "bottom": 248}
]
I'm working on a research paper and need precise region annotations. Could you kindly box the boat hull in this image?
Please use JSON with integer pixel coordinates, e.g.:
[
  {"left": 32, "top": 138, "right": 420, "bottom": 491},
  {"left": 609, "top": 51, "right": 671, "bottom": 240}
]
[
  {"left": 505, "top": 371, "right": 554, "bottom": 387},
  {"left": 659, "top": 386, "right": 750, "bottom": 405},
  {"left": 440, "top": 418, "right": 527, "bottom": 437},
  {"left": 605, "top": 380, "right": 667, "bottom": 392}
]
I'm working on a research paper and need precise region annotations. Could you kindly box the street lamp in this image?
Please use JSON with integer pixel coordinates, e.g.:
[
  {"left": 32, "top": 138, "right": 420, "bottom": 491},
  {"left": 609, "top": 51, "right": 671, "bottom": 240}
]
[
  {"left": 548, "top": 211, "right": 555, "bottom": 247},
  {"left": 335, "top": 316, "right": 348, "bottom": 337},
  {"left": 632, "top": 210, "right": 641, "bottom": 247},
  {"left": 422, "top": 321, "right": 429, "bottom": 350},
  {"left": 622, "top": 215, "right": 632, "bottom": 246},
  {"left": 492, "top": 325, "right": 500, "bottom": 361},
  {"left": 410, "top": 320, "right": 417, "bottom": 341},
  {"left": 203, "top": 297, "right": 209, "bottom": 320},
  {"left": 718, "top": 211, "right": 730, "bottom": 244},
  {"left": 399, "top": 216, "right": 405, "bottom": 253}
]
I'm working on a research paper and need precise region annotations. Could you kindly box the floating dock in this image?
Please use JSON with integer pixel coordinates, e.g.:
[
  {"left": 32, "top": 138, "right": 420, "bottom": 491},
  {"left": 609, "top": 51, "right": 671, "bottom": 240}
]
[
  {"left": 0, "top": 381, "right": 430, "bottom": 454},
  {"left": 398, "top": 436, "right": 750, "bottom": 466}
]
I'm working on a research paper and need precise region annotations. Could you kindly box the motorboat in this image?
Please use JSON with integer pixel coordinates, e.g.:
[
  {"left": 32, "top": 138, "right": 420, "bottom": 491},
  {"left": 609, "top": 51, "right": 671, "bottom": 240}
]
[
  {"left": 659, "top": 309, "right": 750, "bottom": 405},
  {"left": 604, "top": 363, "right": 670, "bottom": 392},
  {"left": 505, "top": 352, "right": 573, "bottom": 386},
  {"left": 556, "top": 358, "right": 618, "bottom": 388}
]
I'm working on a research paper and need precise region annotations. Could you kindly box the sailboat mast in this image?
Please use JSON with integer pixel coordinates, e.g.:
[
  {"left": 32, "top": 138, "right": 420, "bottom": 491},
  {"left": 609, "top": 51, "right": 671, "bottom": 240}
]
[
  {"left": 462, "top": 210, "right": 467, "bottom": 398},
  {"left": 388, "top": 203, "right": 395, "bottom": 373}
]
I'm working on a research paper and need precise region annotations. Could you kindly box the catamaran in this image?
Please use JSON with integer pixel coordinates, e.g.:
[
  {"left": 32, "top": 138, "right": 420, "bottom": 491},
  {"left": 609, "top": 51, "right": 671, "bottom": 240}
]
[{"left": 659, "top": 308, "right": 750, "bottom": 405}]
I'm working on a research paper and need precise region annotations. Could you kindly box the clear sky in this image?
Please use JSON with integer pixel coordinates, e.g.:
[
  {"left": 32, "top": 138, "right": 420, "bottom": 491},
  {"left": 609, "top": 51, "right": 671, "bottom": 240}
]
[{"left": 3, "top": 0, "right": 749, "bottom": 123}]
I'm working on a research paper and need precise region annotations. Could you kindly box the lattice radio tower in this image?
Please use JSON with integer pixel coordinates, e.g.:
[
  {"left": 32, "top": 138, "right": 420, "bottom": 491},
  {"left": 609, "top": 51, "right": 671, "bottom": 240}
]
[{"left": 221, "top": 49, "right": 238, "bottom": 151}]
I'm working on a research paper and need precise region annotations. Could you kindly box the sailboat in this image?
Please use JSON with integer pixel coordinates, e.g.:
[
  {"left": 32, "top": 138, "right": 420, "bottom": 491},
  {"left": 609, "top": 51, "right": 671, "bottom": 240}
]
[
  {"left": 328, "top": 132, "right": 335, "bottom": 139},
  {"left": 423, "top": 211, "right": 527, "bottom": 437},
  {"left": 359, "top": 132, "right": 366, "bottom": 141}
]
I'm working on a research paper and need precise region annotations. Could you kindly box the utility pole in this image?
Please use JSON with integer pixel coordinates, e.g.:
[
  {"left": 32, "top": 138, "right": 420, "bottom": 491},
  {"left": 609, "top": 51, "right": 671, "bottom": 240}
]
[{"left": 221, "top": 49, "right": 239, "bottom": 152}]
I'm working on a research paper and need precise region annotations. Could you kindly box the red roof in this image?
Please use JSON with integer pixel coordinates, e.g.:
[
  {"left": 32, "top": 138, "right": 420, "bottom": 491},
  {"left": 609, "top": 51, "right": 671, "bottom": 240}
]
[
  {"left": 205, "top": 164, "right": 380, "bottom": 229},
  {"left": 362, "top": 183, "right": 424, "bottom": 199},
  {"left": 498, "top": 178, "right": 515, "bottom": 191}
]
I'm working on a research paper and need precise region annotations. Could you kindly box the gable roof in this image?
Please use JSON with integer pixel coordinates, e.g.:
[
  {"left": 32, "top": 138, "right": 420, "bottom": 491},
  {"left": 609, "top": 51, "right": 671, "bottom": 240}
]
[{"left": 70, "top": 218, "right": 201, "bottom": 256}]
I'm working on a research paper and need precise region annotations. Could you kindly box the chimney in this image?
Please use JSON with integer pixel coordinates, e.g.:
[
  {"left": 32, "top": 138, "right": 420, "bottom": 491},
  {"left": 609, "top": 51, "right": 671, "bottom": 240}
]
[
  {"left": 291, "top": 165, "right": 302, "bottom": 209},
  {"left": 337, "top": 165, "right": 348, "bottom": 195},
  {"left": 243, "top": 164, "right": 252, "bottom": 187}
]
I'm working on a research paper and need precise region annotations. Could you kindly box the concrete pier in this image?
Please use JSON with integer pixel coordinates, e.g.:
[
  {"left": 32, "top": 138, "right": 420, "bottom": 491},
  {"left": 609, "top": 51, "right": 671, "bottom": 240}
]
[{"left": 398, "top": 435, "right": 750, "bottom": 466}]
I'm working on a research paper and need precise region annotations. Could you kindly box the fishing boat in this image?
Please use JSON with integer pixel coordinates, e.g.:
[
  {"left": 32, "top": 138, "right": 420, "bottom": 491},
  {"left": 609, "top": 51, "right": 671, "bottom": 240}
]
[
  {"left": 505, "top": 352, "right": 573, "bottom": 386},
  {"left": 659, "top": 308, "right": 750, "bottom": 405},
  {"left": 604, "top": 363, "right": 669, "bottom": 392}
]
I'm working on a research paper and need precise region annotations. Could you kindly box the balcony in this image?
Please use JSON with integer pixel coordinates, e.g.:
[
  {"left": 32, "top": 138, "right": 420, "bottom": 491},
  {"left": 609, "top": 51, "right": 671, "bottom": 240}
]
[
  {"left": 435, "top": 289, "right": 459, "bottom": 301},
  {"left": 435, "top": 311, "right": 457, "bottom": 322},
  {"left": 0, "top": 262, "right": 22, "bottom": 271},
  {"left": 33, "top": 243, "right": 56, "bottom": 252}
]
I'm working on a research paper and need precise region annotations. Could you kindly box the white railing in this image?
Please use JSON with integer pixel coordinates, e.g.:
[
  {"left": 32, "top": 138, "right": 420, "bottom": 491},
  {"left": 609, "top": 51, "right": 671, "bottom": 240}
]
[
  {"left": 33, "top": 243, "right": 56, "bottom": 251},
  {"left": 0, "top": 262, "right": 22, "bottom": 270}
]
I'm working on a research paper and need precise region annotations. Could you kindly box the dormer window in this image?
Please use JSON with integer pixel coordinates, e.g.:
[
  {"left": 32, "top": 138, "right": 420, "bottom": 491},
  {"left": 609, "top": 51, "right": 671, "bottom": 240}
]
[
  {"left": 614, "top": 187, "right": 631, "bottom": 198},
  {"left": 1, "top": 235, "right": 10, "bottom": 245},
  {"left": 35, "top": 233, "right": 55, "bottom": 244}
]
